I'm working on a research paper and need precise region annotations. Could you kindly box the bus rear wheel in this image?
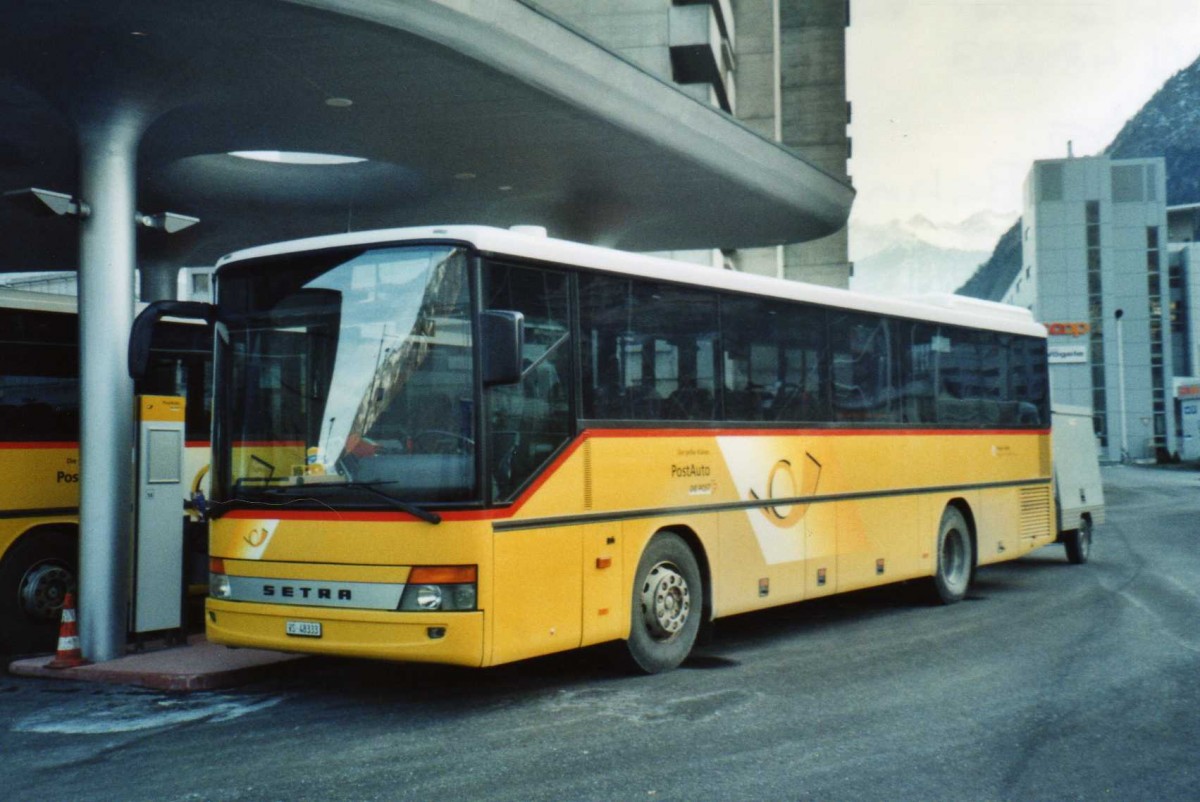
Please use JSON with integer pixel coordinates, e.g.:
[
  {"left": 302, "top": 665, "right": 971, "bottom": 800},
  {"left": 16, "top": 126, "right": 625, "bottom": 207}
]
[
  {"left": 625, "top": 533, "right": 702, "bottom": 674},
  {"left": 0, "top": 529, "right": 77, "bottom": 655},
  {"left": 931, "top": 507, "right": 973, "bottom": 604}
]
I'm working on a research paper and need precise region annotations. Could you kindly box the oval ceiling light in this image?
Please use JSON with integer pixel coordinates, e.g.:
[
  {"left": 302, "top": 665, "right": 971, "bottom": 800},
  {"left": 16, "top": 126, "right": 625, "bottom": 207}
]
[{"left": 228, "top": 150, "right": 367, "bottom": 166}]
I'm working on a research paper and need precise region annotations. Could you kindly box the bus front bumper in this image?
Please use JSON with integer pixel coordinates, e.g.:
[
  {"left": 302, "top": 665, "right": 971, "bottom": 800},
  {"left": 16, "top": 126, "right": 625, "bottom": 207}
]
[{"left": 205, "top": 598, "right": 485, "bottom": 667}]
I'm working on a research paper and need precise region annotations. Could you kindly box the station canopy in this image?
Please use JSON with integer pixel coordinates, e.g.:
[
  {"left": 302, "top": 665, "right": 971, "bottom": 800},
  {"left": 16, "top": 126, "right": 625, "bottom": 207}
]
[{"left": 0, "top": 0, "right": 854, "bottom": 272}]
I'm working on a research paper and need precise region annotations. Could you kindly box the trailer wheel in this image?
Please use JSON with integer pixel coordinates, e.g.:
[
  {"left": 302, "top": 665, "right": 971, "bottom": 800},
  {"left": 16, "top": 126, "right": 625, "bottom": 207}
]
[
  {"left": 0, "top": 529, "right": 76, "bottom": 655},
  {"left": 1064, "top": 516, "right": 1093, "bottom": 565}
]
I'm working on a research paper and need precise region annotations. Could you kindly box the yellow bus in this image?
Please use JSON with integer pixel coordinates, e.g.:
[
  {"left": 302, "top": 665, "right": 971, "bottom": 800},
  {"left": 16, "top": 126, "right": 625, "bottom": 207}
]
[
  {"left": 0, "top": 289, "right": 211, "bottom": 654},
  {"left": 145, "top": 226, "right": 1055, "bottom": 673}
]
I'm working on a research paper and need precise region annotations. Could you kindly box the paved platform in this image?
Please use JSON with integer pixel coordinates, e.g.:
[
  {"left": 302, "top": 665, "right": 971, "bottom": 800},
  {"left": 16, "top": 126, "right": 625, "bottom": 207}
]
[{"left": 7, "top": 635, "right": 305, "bottom": 692}]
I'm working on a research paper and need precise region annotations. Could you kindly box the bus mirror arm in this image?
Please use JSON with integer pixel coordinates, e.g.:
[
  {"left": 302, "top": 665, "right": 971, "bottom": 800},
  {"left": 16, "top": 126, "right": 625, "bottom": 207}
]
[
  {"left": 481, "top": 310, "right": 525, "bottom": 386},
  {"left": 129, "top": 300, "right": 217, "bottom": 380}
]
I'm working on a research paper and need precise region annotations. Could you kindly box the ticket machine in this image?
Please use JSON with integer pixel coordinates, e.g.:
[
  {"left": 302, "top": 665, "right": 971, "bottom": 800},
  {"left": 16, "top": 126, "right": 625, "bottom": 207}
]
[{"left": 131, "top": 395, "right": 186, "bottom": 637}]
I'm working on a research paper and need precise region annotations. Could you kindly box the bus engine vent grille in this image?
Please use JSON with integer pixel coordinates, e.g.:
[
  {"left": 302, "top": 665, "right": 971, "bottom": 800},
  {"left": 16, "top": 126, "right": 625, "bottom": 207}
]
[
  {"left": 1018, "top": 486, "right": 1052, "bottom": 539},
  {"left": 583, "top": 440, "right": 593, "bottom": 510}
]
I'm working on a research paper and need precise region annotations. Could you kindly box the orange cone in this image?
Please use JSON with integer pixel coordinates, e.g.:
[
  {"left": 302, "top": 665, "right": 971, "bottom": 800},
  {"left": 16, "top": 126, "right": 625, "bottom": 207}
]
[{"left": 46, "top": 592, "right": 89, "bottom": 669}]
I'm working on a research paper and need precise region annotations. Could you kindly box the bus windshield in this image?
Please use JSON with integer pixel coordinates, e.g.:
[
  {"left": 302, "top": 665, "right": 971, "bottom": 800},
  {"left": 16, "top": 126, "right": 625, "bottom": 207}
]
[{"left": 214, "top": 245, "right": 477, "bottom": 507}]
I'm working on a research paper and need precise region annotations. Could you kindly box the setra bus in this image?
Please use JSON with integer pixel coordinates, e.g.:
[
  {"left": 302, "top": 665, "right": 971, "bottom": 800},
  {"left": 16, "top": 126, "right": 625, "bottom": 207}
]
[
  {"left": 0, "top": 288, "right": 211, "bottom": 654},
  {"left": 134, "top": 225, "right": 1056, "bottom": 673}
]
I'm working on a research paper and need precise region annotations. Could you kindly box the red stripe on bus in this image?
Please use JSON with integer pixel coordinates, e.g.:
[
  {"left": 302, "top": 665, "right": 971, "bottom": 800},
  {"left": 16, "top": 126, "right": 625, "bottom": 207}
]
[
  {"left": 0, "top": 441, "right": 213, "bottom": 449},
  {"left": 582, "top": 427, "right": 1051, "bottom": 438},
  {"left": 0, "top": 441, "right": 78, "bottom": 449}
]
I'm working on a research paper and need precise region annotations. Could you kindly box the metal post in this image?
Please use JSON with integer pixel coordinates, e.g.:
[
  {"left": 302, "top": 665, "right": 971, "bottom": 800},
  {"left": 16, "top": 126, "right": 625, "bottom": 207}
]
[
  {"left": 1115, "top": 308, "right": 1128, "bottom": 463},
  {"left": 76, "top": 114, "right": 142, "bottom": 662}
]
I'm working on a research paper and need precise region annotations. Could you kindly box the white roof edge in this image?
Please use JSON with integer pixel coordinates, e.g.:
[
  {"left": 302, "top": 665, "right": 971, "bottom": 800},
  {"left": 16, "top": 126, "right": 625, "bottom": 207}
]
[
  {"left": 905, "top": 292, "right": 1041, "bottom": 325},
  {"left": 218, "top": 225, "right": 1047, "bottom": 338}
]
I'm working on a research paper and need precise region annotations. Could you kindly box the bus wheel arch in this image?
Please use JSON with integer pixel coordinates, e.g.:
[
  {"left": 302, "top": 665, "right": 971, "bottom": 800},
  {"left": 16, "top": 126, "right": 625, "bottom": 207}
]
[
  {"left": 931, "top": 501, "right": 975, "bottom": 605},
  {"left": 624, "top": 528, "right": 707, "bottom": 673},
  {"left": 0, "top": 525, "right": 78, "bottom": 653}
]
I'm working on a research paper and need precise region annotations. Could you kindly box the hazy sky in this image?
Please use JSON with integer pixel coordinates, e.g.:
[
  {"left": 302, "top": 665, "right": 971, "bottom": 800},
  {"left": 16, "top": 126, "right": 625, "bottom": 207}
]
[{"left": 846, "top": 0, "right": 1200, "bottom": 229}]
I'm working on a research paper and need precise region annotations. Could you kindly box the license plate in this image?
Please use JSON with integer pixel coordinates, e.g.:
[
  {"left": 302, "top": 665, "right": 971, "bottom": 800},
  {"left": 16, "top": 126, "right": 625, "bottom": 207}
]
[{"left": 285, "top": 620, "right": 322, "bottom": 638}]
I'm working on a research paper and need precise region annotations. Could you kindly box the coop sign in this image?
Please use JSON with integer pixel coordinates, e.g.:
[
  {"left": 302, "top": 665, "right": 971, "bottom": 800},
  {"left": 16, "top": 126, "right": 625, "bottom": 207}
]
[{"left": 1045, "top": 321, "right": 1090, "bottom": 337}]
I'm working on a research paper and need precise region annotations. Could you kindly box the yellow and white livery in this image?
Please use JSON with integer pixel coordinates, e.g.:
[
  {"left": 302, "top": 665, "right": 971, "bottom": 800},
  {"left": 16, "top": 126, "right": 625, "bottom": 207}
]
[{"left": 191, "top": 226, "right": 1055, "bottom": 672}]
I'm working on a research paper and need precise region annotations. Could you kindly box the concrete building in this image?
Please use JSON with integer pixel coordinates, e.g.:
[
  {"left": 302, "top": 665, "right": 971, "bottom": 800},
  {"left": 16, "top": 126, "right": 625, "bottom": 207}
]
[
  {"left": 1002, "top": 154, "right": 1171, "bottom": 462},
  {"left": 528, "top": 0, "right": 853, "bottom": 286},
  {"left": 1166, "top": 207, "right": 1200, "bottom": 459}
]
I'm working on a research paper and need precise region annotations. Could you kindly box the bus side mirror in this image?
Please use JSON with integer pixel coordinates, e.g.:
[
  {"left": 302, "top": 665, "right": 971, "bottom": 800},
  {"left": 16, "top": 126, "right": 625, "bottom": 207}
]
[
  {"left": 481, "top": 310, "right": 524, "bottom": 386},
  {"left": 129, "top": 300, "right": 216, "bottom": 380}
]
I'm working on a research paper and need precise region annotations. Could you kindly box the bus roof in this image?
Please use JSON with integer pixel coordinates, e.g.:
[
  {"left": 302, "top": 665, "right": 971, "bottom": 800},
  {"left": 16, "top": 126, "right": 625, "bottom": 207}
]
[
  {"left": 217, "top": 225, "right": 1046, "bottom": 338},
  {"left": 0, "top": 287, "right": 78, "bottom": 314}
]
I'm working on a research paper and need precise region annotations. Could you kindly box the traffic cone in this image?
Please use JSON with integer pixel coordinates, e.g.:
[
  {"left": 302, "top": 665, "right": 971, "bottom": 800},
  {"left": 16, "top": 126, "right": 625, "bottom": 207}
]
[{"left": 46, "top": 592, "right": 89, "bottom": 669}]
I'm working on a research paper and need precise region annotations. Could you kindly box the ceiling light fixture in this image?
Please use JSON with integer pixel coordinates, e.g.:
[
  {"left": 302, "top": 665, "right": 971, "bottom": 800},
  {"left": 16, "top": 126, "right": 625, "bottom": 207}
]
[{"left": 229, "top": 150, "right": 367, "bottom": 166}]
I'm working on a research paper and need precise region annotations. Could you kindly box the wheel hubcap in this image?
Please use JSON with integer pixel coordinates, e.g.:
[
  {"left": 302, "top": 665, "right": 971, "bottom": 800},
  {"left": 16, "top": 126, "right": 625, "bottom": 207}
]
[
  {"left": 19, "top": 563, "right": 71, "bottom": 623},
  {"left": 641, "top": 561, "right": 690, "bottom": 640}
]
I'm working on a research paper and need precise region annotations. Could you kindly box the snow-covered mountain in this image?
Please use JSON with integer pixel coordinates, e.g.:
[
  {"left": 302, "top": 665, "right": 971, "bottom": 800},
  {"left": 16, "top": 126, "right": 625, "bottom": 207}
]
[{"left": 849, "top": 211, "right": 1014, "bottom": 296}]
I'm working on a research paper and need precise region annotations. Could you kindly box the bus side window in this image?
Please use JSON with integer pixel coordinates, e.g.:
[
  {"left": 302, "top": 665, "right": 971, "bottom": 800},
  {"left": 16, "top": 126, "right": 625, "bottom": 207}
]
[
  {"left": 580, "top": 275, "right": 718, "bottom": 422},
  {"left": 720, "top": 295, "right": 829, "bottom": 423},
  {"left": 484, "top": 262, "right": 572, "bottom": 500},
  {"left": 898, "top": 321, "right": 938, "bottom": 425},
  {"left": 0, "top": 309, "right": 79, "bottom": 443},
  {"left": 831, "top": 312, "right": 896, "bottom": 423}
]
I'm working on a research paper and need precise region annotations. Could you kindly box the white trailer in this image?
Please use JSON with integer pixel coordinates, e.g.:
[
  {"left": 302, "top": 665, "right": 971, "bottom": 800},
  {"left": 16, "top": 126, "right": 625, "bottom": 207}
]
[{"left": 1051, "top": 404, "right": 1106, "bottom": 563}]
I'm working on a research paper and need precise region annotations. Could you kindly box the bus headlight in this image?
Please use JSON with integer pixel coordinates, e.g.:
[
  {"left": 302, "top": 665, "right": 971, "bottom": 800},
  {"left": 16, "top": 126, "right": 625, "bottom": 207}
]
[
  {"left": 210, "top": 572, "right": 232, "bottom": 600},
  {"left": 414, "top": 585, "right": 443, "bottom": 610},
  {"left": 398, "top": 566, "right": 477, "bottom": 611}
]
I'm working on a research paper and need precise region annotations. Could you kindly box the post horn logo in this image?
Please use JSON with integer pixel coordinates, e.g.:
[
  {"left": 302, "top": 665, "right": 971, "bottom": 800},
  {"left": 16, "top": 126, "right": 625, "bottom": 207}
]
[
  {"left": 748, "top": 454, "right": 822, "bottom": 528},
  {"left": 244, "top": 527, "right": 270, "bottom": 547}
]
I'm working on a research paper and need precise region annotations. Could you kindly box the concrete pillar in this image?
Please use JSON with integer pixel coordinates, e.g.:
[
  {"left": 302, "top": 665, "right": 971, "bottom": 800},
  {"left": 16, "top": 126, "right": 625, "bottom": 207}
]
[{"left": 76, "top": 113, "right": 142, "bottom": 662}]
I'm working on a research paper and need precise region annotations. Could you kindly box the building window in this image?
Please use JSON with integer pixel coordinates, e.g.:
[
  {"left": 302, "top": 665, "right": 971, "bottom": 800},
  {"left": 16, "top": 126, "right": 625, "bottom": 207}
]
[
  {"left": 1086, "top": 201, "right": 1106, "bottom": 447},
  {"left": 1039, "top": 163, "right": 1064, "bottom": 202},
  {"left": 1146, "top": 226, "right": 1167, "bottom": 451},
  {"left": 1112, "top": 164, "right": 1146, "bottom": 203},
  {"left": 1170, "top": 260, "right": 1188, "bottom": 380}
]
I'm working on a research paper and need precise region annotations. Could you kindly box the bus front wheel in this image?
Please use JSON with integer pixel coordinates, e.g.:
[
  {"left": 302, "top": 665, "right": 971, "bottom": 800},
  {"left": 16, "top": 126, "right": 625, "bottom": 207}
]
[
  {"left": 625, "top": 533, "right": 702, "bottom": 674},
  {"left": 931, "top": 507, "right": 973, "bottom": 604},
  {"left": 0, "top": 529, "right": 77, "bottom": 655}
]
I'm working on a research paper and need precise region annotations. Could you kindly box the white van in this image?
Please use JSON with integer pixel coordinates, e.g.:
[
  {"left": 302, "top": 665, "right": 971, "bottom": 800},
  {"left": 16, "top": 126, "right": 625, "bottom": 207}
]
[{"left": 1051, "top": 404, "right": 1106, "bottom": 563}]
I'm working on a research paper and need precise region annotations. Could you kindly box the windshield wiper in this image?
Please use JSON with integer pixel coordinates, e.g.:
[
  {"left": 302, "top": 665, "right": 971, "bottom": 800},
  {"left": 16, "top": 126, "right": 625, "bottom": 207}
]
[
  {"left": 246, "top": 483, "right": 442, "bottom": 524},
  {"left": 341, "top": 482, "right": 442, "bottom": 524}
]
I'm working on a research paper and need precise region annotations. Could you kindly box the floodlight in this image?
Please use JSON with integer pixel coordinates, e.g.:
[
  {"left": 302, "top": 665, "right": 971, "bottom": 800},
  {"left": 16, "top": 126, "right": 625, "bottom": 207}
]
[
  {"left": 4, "top": 187, "right": 90, "bottom": 218},
  {"left": 137, "top": 212, "right": 200, "bottom": 234}
]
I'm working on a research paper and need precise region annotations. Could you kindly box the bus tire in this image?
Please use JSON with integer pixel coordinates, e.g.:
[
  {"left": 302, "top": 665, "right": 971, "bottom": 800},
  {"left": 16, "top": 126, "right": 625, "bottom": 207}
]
[
  {"left": 931, "top": 507, "right": 973, "bottom": 605},
  {"left": 0, "top": 529, "right": 77, "bottom": 655},
  {"left": 625, "top": 532, "right": 702, "bottom": 674},
  {"left": 1064, "top": 516, "right": 1093, "bottom": 565}
]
